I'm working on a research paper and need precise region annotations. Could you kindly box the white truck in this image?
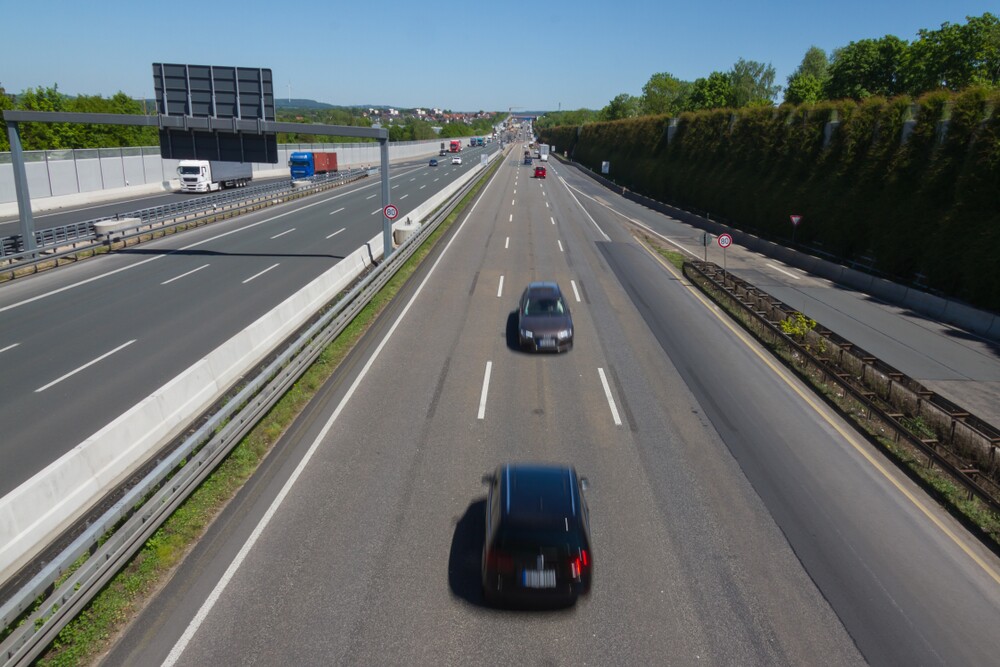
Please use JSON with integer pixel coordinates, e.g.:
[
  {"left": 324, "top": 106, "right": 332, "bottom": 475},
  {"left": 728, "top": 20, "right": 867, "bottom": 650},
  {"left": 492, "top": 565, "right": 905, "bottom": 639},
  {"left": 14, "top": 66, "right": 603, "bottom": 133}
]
[
  {"left": 176, "top": 160, "right": 253, "bottom": 193},
  {"left": 539, "top": 144, "right": 550, "bottom": 162}
]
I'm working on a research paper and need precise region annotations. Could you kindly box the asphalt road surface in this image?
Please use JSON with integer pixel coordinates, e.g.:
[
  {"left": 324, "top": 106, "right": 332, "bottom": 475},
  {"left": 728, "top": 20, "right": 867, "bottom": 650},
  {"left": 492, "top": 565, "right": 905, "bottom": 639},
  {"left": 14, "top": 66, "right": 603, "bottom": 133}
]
[{"left": 102, "top": 151, "right": 1000, "bottom": 665}]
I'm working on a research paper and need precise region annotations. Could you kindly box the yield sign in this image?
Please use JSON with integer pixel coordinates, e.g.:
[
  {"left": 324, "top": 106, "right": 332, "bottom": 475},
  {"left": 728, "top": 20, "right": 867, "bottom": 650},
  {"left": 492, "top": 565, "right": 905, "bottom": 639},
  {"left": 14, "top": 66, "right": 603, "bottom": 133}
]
[{"left": 790, "top": 214, "right": 802, "bottom": 226}]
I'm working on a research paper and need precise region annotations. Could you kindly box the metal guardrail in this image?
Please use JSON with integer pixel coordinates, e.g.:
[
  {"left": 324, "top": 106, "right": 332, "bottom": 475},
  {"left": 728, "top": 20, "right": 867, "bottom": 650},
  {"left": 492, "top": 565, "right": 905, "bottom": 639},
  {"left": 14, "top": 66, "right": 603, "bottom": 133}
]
[
  {"left": 682, "top": 259, "right": 1000, "bottom": 515},
  {"left": 0, "top": 169, "right": 369, "bottom": 265},
  {"left": 0, "top": 154, "right": 491, "bottom": 667}
]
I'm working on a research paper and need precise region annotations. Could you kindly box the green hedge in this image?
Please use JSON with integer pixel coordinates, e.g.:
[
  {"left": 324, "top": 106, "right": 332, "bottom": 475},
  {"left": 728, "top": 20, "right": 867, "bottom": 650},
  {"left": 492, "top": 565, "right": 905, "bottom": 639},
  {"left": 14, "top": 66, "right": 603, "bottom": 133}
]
[{"left": 541, "top": 89, "right": 1000, "bottom": 312}]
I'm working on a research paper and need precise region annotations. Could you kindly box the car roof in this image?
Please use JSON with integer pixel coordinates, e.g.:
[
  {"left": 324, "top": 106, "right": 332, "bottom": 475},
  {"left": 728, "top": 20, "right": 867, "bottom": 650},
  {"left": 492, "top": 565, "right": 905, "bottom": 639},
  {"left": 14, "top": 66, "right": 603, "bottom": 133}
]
[
  {"left": 524, "top": 281, "right": 562, "bottom": 296},
  {"left": 499, "top": 463, "right": 580, "bottom": 528}
]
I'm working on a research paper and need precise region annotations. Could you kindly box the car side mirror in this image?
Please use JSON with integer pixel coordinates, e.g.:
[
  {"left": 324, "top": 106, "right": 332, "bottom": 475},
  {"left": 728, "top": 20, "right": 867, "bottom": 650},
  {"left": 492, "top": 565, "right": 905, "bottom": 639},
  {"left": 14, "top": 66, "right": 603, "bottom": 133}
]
[
  {"left": 579, "top": 477, "right": 589, "bottom": 492},
  {"left": 481, "top": 473, "right": 495, "bottom": 485}
]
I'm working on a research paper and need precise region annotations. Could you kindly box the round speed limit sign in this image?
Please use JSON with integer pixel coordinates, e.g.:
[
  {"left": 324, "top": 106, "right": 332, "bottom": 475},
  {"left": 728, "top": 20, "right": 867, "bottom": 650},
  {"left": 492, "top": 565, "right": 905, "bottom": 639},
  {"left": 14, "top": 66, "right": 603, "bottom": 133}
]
[
  {"left": 383, "top": 204, "right": 398, "bottom": 220},
  {"left": 717, "top": 233, "right": 733, "bottom": 249}
]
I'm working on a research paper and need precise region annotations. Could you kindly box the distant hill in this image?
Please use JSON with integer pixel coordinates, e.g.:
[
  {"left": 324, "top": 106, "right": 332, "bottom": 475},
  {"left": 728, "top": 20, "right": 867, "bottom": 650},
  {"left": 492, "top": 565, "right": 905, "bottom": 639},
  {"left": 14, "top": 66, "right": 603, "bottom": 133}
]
[{"left": 275, "top": 98, "right": 336, "bottom": 110}]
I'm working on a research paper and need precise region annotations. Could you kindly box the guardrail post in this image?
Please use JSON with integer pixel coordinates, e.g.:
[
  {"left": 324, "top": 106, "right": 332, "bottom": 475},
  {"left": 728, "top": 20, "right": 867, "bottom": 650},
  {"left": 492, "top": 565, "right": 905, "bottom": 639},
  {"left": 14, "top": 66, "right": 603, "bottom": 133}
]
[{"left": 6, "top": 120, "right": 37, "bottom": 253}]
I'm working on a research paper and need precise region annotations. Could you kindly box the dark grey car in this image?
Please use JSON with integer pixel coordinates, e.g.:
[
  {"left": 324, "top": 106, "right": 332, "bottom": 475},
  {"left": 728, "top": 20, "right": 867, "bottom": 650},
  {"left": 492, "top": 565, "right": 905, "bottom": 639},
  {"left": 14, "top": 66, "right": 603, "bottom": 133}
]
[{"left": 517, "top": 282, "right": 573, "bottom": 352}]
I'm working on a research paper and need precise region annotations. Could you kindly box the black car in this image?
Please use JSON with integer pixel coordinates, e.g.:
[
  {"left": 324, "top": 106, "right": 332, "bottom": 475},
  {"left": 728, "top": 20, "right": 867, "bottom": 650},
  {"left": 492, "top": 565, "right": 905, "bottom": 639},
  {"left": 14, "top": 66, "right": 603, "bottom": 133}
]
[
  {"left": 481, "top": 463, "right": 593, "bottom": 605},
  {"left": 429, "top": 158, "right": 439, "bottom": 167},
  {"left": 517, "top": 281, "right": 573, "bottom": 352}
]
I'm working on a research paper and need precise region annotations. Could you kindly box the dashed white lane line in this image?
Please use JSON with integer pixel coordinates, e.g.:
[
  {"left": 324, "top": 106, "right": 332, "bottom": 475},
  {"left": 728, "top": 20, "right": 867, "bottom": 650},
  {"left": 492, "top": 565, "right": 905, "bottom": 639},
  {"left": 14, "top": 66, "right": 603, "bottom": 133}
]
[
  {"left": 598, "top": 367, "right": 623, "bottom": 426},
  {"left": 162, "top": 264, "right": 210, "bottom": 285},
  {"left": 545, "top": 202, "right": 549, "bottom": 208},
  {"left": 371, "top": 208, "right": 381, "bottom": 215},
  {"left": 478, "top": 361, "right": 493, "bottom": 420},
  {"left": 1, "top": 343, "right": 21, "bottom": 354},
  {"left": 509, "top": 214, "right": 513, "bottom": 222},
  {"left": 512, "top": 199, "right": 516, "bottom": 206},
  {"left": 329, "top": 207, "right": 345, "bottom": 215},
  {"left": 392, "top": 185, "right": 399, "bottom": 189},
  {"left": 326, "top": 228, "right": 346, "bottom": 239},
  {"left": 557, "top": 240, "right": 564, "bottom": 252},
  {"left": 551, "top": 216, "right": 555, "bottom": 225},
  {"left": 505, "top": 237, "right": 510, "bottom": 249},
  {"left": 420, "top": 185, "right": 426, "bottom": 190},
  {"left": 497, "top": 275, "right": 505, "bottom": 298},
  {"left": 36, "top": 340, "right": 137, "bottom": 393},
  {"left": 243, "top": 263, "right": 280, "bottom": 284},
  {"left": 409, "top": 178, "right": 415, "bottom": 181},
  {"left": 400, "top": 194, "right": 409, "bottom": 200},
  {"left": 270, "top": 228, "right": 295, "bottom": 239},
  {"left": 366, "top": 194, "right": 377, "bottom": 200},
  {"left": 434, "top": 178, "right": 440, "bottom": 182},
  {"left": 767, "top": 263, "right": 801, "bottom": 280},
  {"left": 570, "top": 280, "right": 581, "bottom": 302}
]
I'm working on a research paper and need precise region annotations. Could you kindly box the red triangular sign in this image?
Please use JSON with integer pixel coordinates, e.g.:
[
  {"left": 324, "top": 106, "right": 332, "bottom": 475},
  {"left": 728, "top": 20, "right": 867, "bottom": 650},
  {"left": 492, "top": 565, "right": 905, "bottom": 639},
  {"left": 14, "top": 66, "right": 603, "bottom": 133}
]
[{"left": 790, "top": 215, "right": 802, "bottom": 226}]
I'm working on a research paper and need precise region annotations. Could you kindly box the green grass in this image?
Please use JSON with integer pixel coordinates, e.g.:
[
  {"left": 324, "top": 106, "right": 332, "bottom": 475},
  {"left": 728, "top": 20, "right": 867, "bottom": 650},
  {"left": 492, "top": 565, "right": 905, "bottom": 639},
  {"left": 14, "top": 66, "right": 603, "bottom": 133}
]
[
  {"left": 651, "top": 243, "right": 686, "bottom": 271},
  {"left": 32, "top": 161, "right": 500, "bottom": 667}
]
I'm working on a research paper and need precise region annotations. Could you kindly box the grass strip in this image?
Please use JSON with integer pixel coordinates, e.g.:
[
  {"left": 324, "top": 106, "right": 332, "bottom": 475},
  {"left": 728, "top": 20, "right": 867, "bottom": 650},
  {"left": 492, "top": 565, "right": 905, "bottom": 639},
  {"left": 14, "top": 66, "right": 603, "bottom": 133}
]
[{"left": 32, "top": 161, "right": 500, "bottom": 667}]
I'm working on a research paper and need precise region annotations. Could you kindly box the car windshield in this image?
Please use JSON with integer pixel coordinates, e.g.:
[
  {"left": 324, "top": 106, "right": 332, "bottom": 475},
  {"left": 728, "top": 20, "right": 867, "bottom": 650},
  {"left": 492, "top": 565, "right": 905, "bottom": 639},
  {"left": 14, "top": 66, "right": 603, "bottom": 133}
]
[{"left": 524, "top": 297, "right": 565, "bottom": 317}]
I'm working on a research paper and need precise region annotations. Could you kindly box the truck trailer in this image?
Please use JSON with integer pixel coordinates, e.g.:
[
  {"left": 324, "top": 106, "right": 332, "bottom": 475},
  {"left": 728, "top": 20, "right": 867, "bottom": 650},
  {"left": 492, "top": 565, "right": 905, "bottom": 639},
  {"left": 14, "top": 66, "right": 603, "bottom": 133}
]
[
  {"left": 288, "top": 151, "right": 338, "bottom": 179},
  {"left": 177, "top": 160, "right": 253, "bottom": 193}
]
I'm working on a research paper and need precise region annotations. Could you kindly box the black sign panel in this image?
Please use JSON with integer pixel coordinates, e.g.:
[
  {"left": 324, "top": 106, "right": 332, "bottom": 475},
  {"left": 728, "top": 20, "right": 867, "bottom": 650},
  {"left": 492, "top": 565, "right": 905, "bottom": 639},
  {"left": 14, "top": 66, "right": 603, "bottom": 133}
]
[{"left": 153, "top": 63, "right": 277, "bottom": 162}]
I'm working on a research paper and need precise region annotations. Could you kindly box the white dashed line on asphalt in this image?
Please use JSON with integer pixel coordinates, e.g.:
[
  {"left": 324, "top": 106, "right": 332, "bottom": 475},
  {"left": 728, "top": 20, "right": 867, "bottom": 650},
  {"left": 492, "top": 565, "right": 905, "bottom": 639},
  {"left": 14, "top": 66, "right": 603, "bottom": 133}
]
[
  {"left": 162, "top": 264, "right": 210, "bottom": 285},
  {"left": 366, "top": 194, "right": 377, "bottom": 199},
  {"left": 0, "top": 343, "right": 21, "bottom": 355},
  {"left": 270, "top": 228, "right": 295, "bottom": 239},
  {"left": 400, "top": 194, "right": 409, "bottom": 200},
  {"left": 570, "top": 280, "right": 581, "bottom": 302},
  {"left": 36, "top": 340, "right": 137, "bottom": 393},
  {"left": 371, "top": 208, "right": 381, "bottom": 215},
  {"left": 767, "top": 263, "right": 801, "bottom": 280},
  {"left": 478, "top": 361, "right": 493, "bottom": 420},
  {"left": 497, "top": 275, "right": 504, "bottom": 298},
  {"left": 598, "top": 368, "right": 623, "bottom": 426},
  {"left": 551, "top": 216, "right": 555, "bottom": 225},
  {"left": 505, "top": 236, "right": 510, "bottom": 249},
  {"left": 509, "top": 214, "right": 513, "bottom": 222},
  {"left": 557, "top": 240, "right": 564, "bottom": 252},
  {"left": 326, "top": 228, "right": 346, "bottom": 239},
  {"left": 329, "top": 207, "right": 345, "bottom": 215},
  {"left": 243, "top": 263, "right": 280, "bottom": 284}
]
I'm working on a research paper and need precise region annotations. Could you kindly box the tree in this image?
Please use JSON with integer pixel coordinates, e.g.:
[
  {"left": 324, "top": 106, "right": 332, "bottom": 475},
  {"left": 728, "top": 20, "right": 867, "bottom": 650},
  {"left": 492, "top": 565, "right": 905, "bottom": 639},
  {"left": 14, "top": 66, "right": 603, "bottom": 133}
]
[
  {"left": 688, "top": 72, "right": 732, "bottom": 110},
  {"left": 0, "top": 82, "right": 13, "bottom": 151},
  {"left": 785, "top": 47, "right": 829, "bottom": 104},
  {"left": 903, "top": 13, "right": 1000, "bottom": 93},
  {"left": 600, "top": 93, "right": 640, "bottom": 121},
  {"left": 640, "top": 72, "right": 691, "bottom": 116},
  {"left": 824, "top": 36, "right": 908, "bottom": 99},
  {"left": 727, "top": 58, "right": 780, "bottom": 107}
]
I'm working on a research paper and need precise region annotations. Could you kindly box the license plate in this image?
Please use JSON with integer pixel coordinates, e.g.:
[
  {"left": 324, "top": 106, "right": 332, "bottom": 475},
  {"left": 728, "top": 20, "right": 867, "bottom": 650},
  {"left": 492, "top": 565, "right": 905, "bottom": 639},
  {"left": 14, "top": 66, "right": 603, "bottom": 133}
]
[
  {"left": 538, "top": 339, "right": 556, "bottom": 348},
  {"left": 522, "top": 569, "right": 557, "bottom": 588}
]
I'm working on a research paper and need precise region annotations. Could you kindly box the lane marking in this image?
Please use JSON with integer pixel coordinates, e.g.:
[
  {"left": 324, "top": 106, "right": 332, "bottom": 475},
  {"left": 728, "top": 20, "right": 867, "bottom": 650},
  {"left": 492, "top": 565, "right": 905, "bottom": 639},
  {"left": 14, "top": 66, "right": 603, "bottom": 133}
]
[
  {"left": 1, "top": 343, "right": 21, "bottom": 354},
  {"left": 409, "top": 178, "right": 415, "bottom": 182},
  {"left": 391, "top": 185, "right": 399, "bottom": 190},
  {"left": 329, "top": 207, "right": 345, "bottom": 216},
  {"left": 366, "top": 194, "right": 377, "bottom": 200},
  {"left": 505, "top": 237, "right": 510, "bottom": 249},
  {"left": 36, "top": 340, "right": 136, "bottom": 393},
  {"left": 598, "top": 367, "right": 622, "bottom": 426},
  {"left": 161, "top": 264, "right": 210, "bottom": 285},
  {"left": 767, "top": 263, "right": 801, "bottom": 280},
  {"left": 371, "top": 208, "right": 381, "bottom": 215},
  {"left": 545, "top": 202, "right": 549, "bottom": 209},
  {"left": 326, "top": 228, "right": 346, "bottom": 239},
  {"left": 420, "top": 185, "right": 426, "bottom": 190},
  {"left": 270, "top": 228, "right": 295, "bottom": 240},
  {"left": 513, "top": 189, "right": 517, "bottom": 194},
  {"left": 551, "top": 216, "right": 555, "bottom": 225},
  {"left": 400, "top": 194, "right": 409, "bottom": 200},
  {"left": 636, "top": 238, "right": 1000, "bottom": 586},
  {"left": 162, "top": 156, "right": 510, "bottom": 666},
  {"left": 242, "top": 263, "right": 279, "bottom": 284},
  {"left": 570, "top": 279, "right": 581, "bottom": 302},
  {"left": 558, "top": 176, "right": 610, "bottom": 241},
  {"left": 509, "top": 214, "right": 513, "bottom": 222},
  {"left": 497, "top": 275, "right": 504, "bottom": 298},
  {"left": 478, "top": 361, "right": 493, "bottom": 420},
  {"left": 558, "top": 240, "right": 564, "bottom": 253},
  {"left": 434, "top": 178, "right": 439, "bottom": 182}
]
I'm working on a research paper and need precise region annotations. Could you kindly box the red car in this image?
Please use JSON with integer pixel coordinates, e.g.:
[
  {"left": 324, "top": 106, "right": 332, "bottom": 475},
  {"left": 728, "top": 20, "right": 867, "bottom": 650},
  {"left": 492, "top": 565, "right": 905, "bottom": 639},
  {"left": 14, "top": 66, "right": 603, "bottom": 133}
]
[{"left": 534, "top": 166, "right": 546, "bottom": 178}]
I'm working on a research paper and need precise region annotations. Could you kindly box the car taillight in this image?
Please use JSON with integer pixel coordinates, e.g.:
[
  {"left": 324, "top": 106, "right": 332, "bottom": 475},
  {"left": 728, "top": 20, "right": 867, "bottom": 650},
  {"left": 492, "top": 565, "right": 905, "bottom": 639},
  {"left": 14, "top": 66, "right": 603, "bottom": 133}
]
[
  {"left": 570, "top": 549, "right": 591, "bottom": 579},
  {"left": 486, "top": 549, "right": 514, "bottom": 573}
]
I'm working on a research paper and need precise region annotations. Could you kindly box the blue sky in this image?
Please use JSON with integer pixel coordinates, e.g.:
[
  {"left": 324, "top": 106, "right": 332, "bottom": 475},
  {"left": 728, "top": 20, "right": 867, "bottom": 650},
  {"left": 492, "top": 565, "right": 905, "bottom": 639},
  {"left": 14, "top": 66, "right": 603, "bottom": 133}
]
[{"left": 1, "top": 0, "right": 996, "bottom": 111}]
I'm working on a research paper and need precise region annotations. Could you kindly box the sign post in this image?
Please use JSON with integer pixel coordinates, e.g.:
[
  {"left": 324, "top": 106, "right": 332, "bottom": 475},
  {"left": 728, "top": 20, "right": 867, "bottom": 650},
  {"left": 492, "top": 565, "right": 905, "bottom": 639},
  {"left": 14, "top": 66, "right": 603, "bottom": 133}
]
[
  {"left": 718, "top": 233, "right": 733, "bottom": 282},
  {"left": 790, "top": 214, "right": 802, "bottom": 245}
]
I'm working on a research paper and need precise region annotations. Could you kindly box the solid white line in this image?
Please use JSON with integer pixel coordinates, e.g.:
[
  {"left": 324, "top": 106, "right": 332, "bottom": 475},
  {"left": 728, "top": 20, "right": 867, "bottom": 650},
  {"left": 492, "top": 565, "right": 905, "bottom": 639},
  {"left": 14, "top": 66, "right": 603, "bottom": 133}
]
[
  {"left": 767, "top": 263, "right": 801, "bottom": 280},
  {"left": 497, "top": 275, "right": 504, "bottom": 298},
  {"left": 477, "top": 361, "right": 493, "bottom": 420},
  {"left": 326, "top": 228, "right": 346, "bottom": 239},
  {"left": 570, "top": 279, "right": 581, "bottom": 302},
  {"left": 0, "top": 343, "right": 21, "bottom": 354},
  {"left": 162, "top": 154, "right": 509, "bottom": 667},
  {"left": 505, "top": 237, "right": 510, "bottom": 249},
  {"left": 242, "top": 263, "right": 279, "bottom": 284},
  {"left": 161, "top": 264, "right": 210, "bottom": 285},
  {"left": 36, "top": 340, "right": 136, "bottom": 393},
  {"left": 598, "top": 368, "right": 623, "bottom": 426},
  {"left": 558, "top": 177, "right": 610, "bottom": 241},
  {"left": 557, "top": 240, "right": 564, "bottom": 252},
  {"left": 270, "top": 228, "right": 295, "bottom": 239},
  {"left": 366, "top": 193, "right": 377, "bottom": 199},
  {"left": 550, "top": 216, "right": 555, "bottom": 225},
  {"left": 329, "top": 207, "right": 345, "bottom": 215}
]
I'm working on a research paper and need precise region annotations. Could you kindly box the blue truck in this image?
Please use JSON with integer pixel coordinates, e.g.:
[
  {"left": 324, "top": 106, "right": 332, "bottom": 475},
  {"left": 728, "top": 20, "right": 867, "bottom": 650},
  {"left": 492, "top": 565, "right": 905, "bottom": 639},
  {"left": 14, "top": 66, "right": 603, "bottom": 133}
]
[{"left": 288, "top": 151, "right": 338, "bottom": 179}]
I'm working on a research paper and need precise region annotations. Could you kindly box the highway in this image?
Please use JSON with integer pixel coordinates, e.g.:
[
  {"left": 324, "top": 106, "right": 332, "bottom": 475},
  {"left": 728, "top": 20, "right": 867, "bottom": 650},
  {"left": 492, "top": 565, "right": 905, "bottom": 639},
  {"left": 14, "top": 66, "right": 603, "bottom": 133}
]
[
  {"left": 0, "top": 144, "right": 497, "bottom": 497},
  {"left": 101, "top": 148, "right": 1000, "bottom": 665}
]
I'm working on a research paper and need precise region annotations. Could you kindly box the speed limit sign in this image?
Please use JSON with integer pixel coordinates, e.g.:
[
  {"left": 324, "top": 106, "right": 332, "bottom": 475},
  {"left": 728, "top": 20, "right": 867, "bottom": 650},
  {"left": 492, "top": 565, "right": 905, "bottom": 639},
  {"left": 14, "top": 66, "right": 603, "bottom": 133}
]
[
  {"left": 718, "top": 233, "right": 733, "bottom": 248},
  {"left": 383, "top": 204, "right": 398, "bottom": 220}
]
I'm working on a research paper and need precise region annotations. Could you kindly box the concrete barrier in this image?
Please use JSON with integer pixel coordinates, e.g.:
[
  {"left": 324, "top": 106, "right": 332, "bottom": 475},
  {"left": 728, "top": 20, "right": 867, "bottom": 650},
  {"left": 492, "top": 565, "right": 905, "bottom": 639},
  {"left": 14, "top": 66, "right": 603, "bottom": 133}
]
[{"left": 0, "top": 146, "right": 499, "bottom": 584}]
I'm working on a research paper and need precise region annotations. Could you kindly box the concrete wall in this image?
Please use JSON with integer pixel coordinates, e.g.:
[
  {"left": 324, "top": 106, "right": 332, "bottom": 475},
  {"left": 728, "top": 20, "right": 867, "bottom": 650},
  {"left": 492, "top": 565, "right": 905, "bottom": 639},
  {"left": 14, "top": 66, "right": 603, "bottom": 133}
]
[{"left": 0, "top": 138, "right": 452, "bottom": 211}]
